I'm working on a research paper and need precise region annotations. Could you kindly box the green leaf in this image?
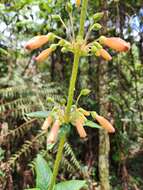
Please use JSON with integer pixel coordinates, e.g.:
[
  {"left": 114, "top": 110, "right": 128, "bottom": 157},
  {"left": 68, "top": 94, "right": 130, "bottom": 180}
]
[
  {"left": 84, "top": 120, "right": 101, "bottom": 129},
  {"left": 59, "top": 124, "right": 71, "bottom": 137},
  {"left": 35, "top": 154, "right": 52, "bottom": 190},
  {"left": 55, "top": 180, "right": 87, "bottom": 190},
  {"left": 0, "top": 169, "right": 5, "bottom": 177},
  {"left": 26, "top": 111, "right": 49, "bottom": 118}
]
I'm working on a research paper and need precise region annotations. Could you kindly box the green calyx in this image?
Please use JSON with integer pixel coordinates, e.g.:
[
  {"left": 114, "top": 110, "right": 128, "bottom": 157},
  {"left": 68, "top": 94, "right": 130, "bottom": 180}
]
[
  {"left": 91, "top": 42, "right": 102, "bottom": 55},
  {"left": 58, "top": 39, "right": 70, "bottom": 46},
  {"left": 91, "top": 111, "right": 97, "bottom": 119},
  {"left": 98, "top": 35, "right": 106, "bottom": 44},
  {"left": 93, "top": 41, "right": 102, "bottom": 49},
  {"left": 50, "top": 44, "right": 58, "bottom": 51},
  {"left": 47, "top": 32, "right": 56, "bottom": 41}
]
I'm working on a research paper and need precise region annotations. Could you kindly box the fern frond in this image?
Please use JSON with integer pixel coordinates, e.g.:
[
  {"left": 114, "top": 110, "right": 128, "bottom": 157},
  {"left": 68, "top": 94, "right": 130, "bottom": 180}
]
[
  {"left": 0, "top": 85, "right": 27, "bottom": 99},
  {"left": 0, "top": 85, "right": 62, "bottom": 118},
  {"left": 0, "top": 97, "right": 36, "bottom": 113},
  {"left": 64, "top": 142, "right": 81, "bottom": 171},
  {"left": 1, "top": 119, "right": 37, "bottom": 143},
  {"left": 8, "top": 131, "right": 46, "bottom": 167},
  {"left": 62, "top": 156, "right": 75, "bottom": 173}
]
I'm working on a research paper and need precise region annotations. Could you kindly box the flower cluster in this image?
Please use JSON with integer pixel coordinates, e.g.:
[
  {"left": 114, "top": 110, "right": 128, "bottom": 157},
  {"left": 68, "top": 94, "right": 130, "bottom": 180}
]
[
  {"left": 25, "top": 33, "right": 130, "bottom": 62},
  {"left": 41, "top": 105, "right": 115, "bottom": 145},
  {"left": 25, "top": 6, "right": 130, "bottom": 145},
  {"left": 90, "top": 36, "right": 130, "bottom": 61}
]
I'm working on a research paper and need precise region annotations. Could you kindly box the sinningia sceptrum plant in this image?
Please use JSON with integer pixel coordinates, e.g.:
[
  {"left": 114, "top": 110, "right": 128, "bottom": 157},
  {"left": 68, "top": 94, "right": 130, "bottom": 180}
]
[{"left": 25, "top": 0, "right": 130, "bottom": 189}]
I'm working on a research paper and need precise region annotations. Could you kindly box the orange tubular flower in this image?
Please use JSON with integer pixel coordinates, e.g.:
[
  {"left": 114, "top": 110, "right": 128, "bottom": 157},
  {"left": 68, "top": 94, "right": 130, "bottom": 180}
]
[
  {"left": 76, "top": 0, "right": 80, "bottom": 7},
  {"left": 95, "top": 114, "right": 115, "bottom": 133},
  {"left": 96, "top": 49, "right": 112, "bottom": 61},
  {"left": 75, "top": 118, "right": 87, "bottom": 138},
  {"left": 41, "top": 116, "right": 53, "bottom": 131},
  {"left": 100, "top": 36, "right": 130, "bottom": 52},
  {"left": 25, "top": 35, "right": 50, "bottom": 51},
  {"left": 47, "top": 120, "right": 60, "bottom": 144},
  {"left": 35, "top": 48, "right": 53, "bottom": 62}
]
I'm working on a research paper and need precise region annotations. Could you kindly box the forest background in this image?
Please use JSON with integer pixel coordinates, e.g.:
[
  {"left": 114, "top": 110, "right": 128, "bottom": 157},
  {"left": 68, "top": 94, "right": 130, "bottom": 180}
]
[{"left": 0, "top": 0, "right": 143, "bottom": 189}]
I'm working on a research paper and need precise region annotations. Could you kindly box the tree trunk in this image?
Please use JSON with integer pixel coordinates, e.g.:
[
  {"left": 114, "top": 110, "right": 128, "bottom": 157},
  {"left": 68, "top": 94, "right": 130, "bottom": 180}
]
[{"left": 98, "top": 0, "right": 110, "bottom": 189}]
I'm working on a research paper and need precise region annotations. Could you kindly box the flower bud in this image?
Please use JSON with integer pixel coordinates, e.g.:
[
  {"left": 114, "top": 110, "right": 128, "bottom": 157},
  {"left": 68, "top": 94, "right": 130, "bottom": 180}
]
[
  {"left": 99, "top": 36, "right": 130, "bottom": 52},
  {"left": 76, "top": 0, "right": 80, "bottom": 8},
  {"left": 51, "top": 14, "right": 61, "bottom": 20},
  {"left": 80, "top": 89, "right": 91, "bottom": 96},
  {"left": 47, "top": 33, "right": 56, "bottom": 41},
  {"left": 66, "top": 2, "right": 73, "bottom": 12},
  {"left": 92, "top": 112, "right": 115, "bottom": 133},
  {"left": 93, "top": 12, "right": 104, "bottom": 22},
  {"left": 41, "top": 116, "right": 53, "bottom": 131},
  {"left": 91, "top": 46, "right": 98, "bottom": 53},
  {"left": 90, "top": 23, "right": 102, "bottom": 31},
  {"left": 96, "top": 49, "right": 112, "bottom": 61},
  {"left": 59, "top": 39, "right": 71, "bottom": 48},
  {"left": 59, "top": 98, "right": 66, "bottom": 105},
  {"left": 47, "top": 97, "right": 55, "bottom": 103},
  {"left": 47, "top": 120, "right": 60, "bottom": 144},
  {"left": 61, "top": 47, "right": 68, "bottom": 53},
  {"left": 25, "top": 33, "right": 55, "bottom": 51},
  {"left": 91, "top": 42, "right": 102, "bottom": 54}
]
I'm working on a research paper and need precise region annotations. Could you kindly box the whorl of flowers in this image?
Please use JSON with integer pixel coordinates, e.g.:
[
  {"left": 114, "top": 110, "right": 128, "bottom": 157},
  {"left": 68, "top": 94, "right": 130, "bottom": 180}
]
[{"left": 25, "top": 2, "right": 130, "bottom": 145}]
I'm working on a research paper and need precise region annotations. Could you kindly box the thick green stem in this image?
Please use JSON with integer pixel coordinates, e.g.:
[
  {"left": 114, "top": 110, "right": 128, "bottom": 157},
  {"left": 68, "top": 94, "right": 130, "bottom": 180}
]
[
  {"left": 79, "top": 0, "right": 88, "bottom": 38},
  {"left": 66, "top": 0, "right": 88, "bottom": 119},
  {"left": 48, "top": 1, "right": 88, "bottom": 189},
  {"left": 48, "top": 134, "right": 66, "bottom": 190},
  {"left": 65, "top": 52, "right": 80, "bottom": 118}
]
